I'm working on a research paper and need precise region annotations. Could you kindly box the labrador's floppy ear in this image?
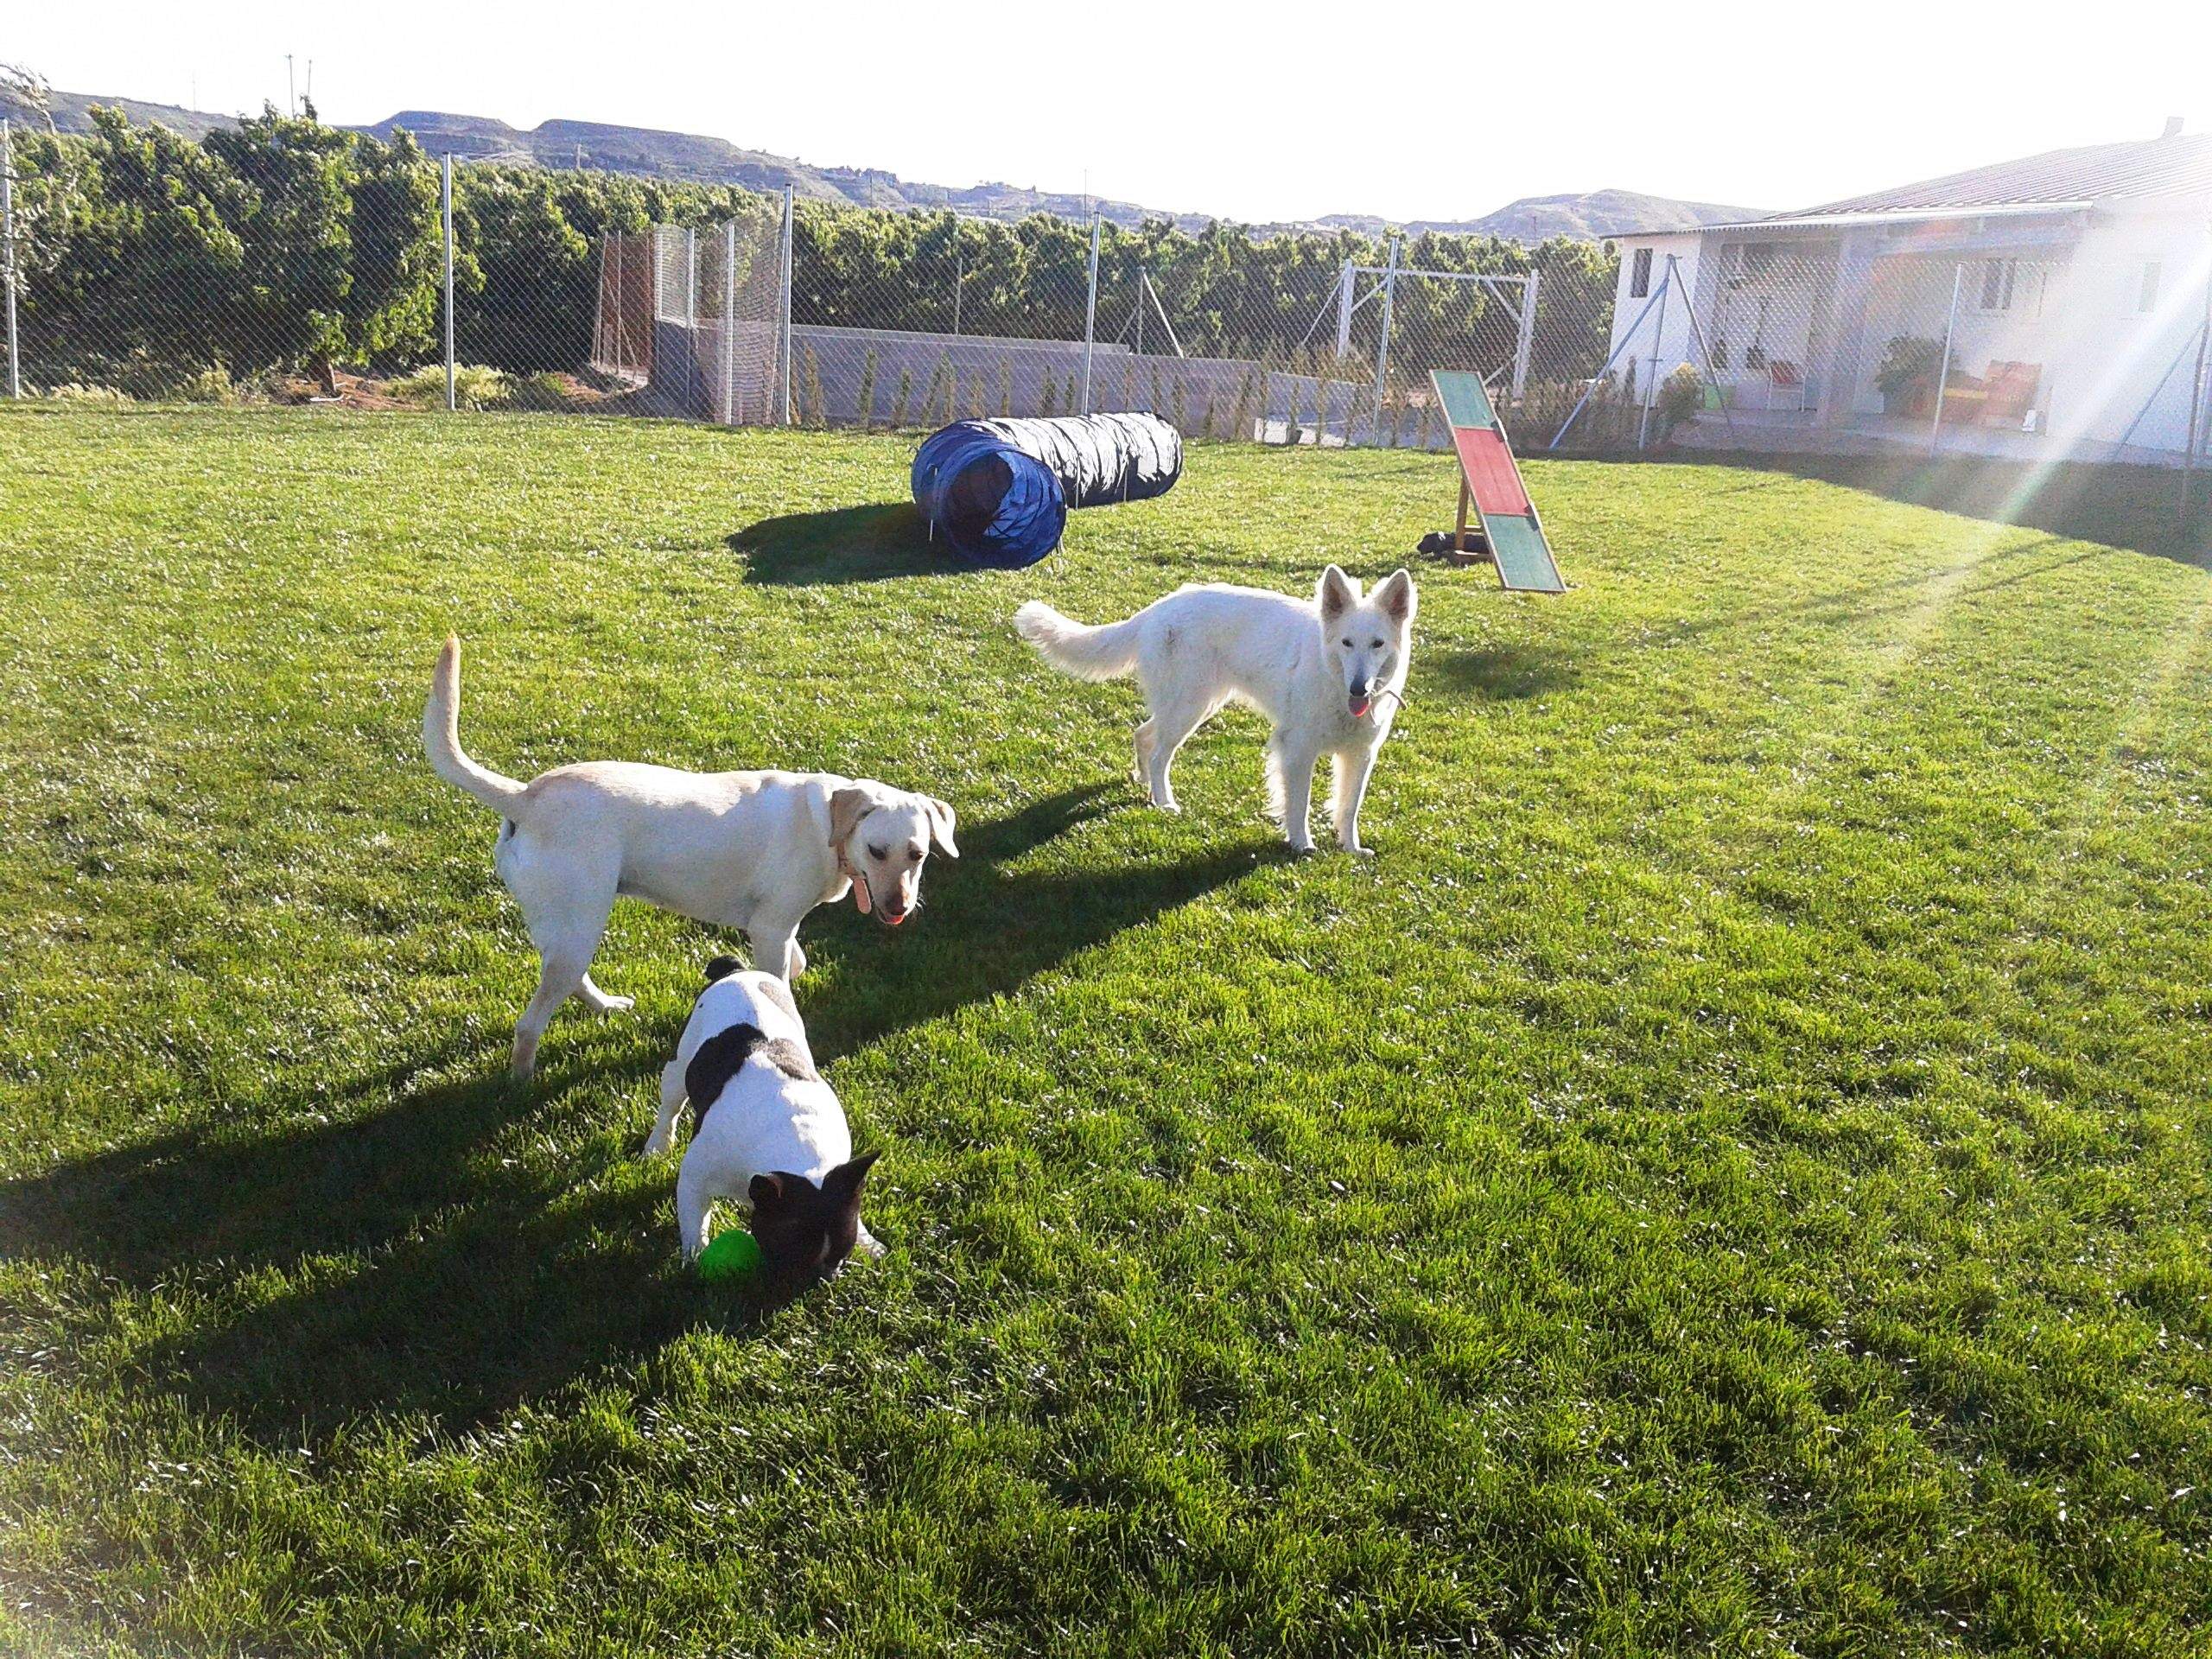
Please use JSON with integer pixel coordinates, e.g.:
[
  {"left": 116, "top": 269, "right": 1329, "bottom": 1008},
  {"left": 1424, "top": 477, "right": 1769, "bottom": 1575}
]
[
  {"left": 1373, "top": 567, "right": 1417, "bottom": 625},
  {"left": 922, "top": 795, "right": 959, "bottom": 859},
  {"left": 1317, "top": 563, "right": 1357, "bottom": 622},
  {"left": 828, "top": 785, "right": 874, "bottom": 852},
  {"left": 748, "top": 1172, "right": 786, "bottom": 1210}
]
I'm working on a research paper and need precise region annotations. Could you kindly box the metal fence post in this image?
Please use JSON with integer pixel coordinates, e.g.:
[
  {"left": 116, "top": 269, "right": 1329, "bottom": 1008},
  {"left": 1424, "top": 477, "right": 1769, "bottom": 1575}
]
[
  {"left": 1637, "top": 266, "right": 1669, "bottom": 450},
  {"left": 1929, "top": 261, "right": 1964, "bottom": 455},
  {"left": 442, "top": 155, "right": 455, "bottom": 411},
  {"left": 1668, "top": 253, "right": 1738, "bottom": 447},
  {"left": 1333, "top": 259, "right": 1355, "bottom": 359},
  {"left": 1080, "top": 214, "right": 1101, "bottom": 415},
  {"left": 777, "top": 188, "right": 794, "bottom": 425},
  {"left": 2, "top": 119, "right": 21, "bottom": 399},
  {"left": 721, "top": 220, "right": 738, "bottom": 423},
  {"left": 1510, "top": 269, "right": 1540, "bottom": 408},
  {"left": 610, "top": 232, "right": 626, "bottom": 377},
  {"left": 1371, "top": 232, "right": 1401, "bottom": 435},
  {"left": 684, "top": 226, "right": 699, "bottom": 413}
]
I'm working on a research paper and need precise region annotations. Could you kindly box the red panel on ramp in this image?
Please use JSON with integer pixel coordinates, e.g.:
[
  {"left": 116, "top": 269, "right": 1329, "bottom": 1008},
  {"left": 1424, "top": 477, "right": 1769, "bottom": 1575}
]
[{"left": 1453, "top": 426, "right": 1532, "bottom": 518}]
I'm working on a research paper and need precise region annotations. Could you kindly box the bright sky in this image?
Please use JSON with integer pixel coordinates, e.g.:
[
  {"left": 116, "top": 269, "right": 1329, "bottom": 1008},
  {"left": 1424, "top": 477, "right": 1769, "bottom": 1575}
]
[{"left": 10, "top": 2, "right": 2209, "bottom": 224}]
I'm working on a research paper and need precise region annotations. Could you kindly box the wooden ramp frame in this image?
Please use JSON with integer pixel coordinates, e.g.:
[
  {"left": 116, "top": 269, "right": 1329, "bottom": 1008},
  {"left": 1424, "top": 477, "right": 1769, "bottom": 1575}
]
[{"left": 1430, "top": 370, "right": 1566, "bottom": 594}]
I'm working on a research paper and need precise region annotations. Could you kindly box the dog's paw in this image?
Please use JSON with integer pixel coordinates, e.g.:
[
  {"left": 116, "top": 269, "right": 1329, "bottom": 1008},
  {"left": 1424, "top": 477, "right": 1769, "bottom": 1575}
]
[
  {"left": 1151, "top": 798, "right": 1181, "bottom": 814},
  {"left": 594, "top": 995, "right": 636, "bottom": 1017},
  {"left": 1342, "top": 842, "right": 1376, "bottom": 859},
  {"left": 1287, "top": 839, "right": 1319, "bottom": 858},
  {"left": 641, "top": 1131, "right": 671, "bottom": 1158}
]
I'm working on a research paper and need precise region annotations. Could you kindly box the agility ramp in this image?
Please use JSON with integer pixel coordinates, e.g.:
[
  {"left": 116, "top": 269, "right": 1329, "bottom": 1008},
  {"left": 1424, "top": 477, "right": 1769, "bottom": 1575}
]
[{"left": 1430, "top": 370, "right": 1565, "bottom": 594}]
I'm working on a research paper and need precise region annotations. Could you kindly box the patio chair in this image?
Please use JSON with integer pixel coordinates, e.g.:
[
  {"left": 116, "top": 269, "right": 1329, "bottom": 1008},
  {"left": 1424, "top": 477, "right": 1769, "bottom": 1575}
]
[
  {"left": 1981, "top": 361, "right": 2042, "bottom": 428},
  {"left": 1940, "top": 372, "right": 1989, "bottom": 424},
  {"left": 1765, "top": 359, "right": 1808, "bottom": 410}
]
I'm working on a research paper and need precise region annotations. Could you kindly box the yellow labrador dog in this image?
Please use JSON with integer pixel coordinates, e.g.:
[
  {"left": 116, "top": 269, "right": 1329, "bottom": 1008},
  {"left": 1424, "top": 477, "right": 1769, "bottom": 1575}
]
[{"left": 424, "top": 637, "right": 956, "bottom": 1077}]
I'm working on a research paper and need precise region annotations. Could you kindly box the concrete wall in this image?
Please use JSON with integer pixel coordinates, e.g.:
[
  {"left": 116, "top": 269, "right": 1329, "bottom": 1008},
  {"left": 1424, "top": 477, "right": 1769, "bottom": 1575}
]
[
  {"left": 2041, "top": 213, "right": 2211, "bottom": 454},
  {"left": 655, "top": 320, "right": 1380, "bottom": 442}
]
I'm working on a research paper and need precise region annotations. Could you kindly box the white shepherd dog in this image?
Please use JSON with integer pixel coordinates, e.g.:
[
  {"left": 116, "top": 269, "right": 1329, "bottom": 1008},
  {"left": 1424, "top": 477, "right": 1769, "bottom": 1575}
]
[{"left": 1014, "top": 565, "right": 1415, "bottom": 855}]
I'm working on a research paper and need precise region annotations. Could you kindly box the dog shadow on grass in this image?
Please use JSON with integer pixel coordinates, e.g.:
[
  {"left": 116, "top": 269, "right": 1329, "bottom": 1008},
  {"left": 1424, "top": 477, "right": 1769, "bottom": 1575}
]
[
  {"left": 729, "top": 502, "right": 944, "bottom": 585},
  {"left": 0, "top": 785, "right": 1261, "bottom": 1441},
  {"left": 791, "top": 782, "right": 1274, "bottom": 1062},
  {"left": 1427, "top": 643, "right": 1578, "bottom": 702}
]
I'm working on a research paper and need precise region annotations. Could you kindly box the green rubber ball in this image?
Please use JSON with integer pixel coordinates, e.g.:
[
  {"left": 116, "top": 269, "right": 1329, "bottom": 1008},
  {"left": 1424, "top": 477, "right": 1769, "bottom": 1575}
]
[{"left": 696, "top": 1228, "right": 765, "bottom": 1283}]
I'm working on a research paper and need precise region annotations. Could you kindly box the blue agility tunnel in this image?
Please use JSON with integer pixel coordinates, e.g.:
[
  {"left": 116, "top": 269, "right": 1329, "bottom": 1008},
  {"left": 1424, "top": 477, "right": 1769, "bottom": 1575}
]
[{"left": 911, "top": 412, "right": 1184, "bottom": 569}]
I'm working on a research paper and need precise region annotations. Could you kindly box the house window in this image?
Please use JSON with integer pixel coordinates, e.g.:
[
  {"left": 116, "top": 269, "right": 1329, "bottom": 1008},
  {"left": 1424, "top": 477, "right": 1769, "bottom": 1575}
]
[
  {"left": 2139, "top": 261, "right": 2162, "bottom": 313},
  {"left": 1630, "top": 248, "right": 1653, "bottom": 299},
  {"left": 1979, "top": 258, "right": 2018, "bottom": 312}
]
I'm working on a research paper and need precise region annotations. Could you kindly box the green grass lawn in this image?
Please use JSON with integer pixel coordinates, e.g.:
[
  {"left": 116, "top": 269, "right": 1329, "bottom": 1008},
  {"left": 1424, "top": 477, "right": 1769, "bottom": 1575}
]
[{"left": 3, "top": 406, "right": 2212, "bottom": 1657}]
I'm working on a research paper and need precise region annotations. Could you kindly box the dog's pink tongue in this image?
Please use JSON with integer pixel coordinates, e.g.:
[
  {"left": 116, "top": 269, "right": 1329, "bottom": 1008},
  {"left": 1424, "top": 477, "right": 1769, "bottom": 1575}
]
[
  {"left": 1350, "top": 695, "right": 1373, "bottom": 718},
  {"left": 852, "top": 880, "right": 872, "bottom": 916}
]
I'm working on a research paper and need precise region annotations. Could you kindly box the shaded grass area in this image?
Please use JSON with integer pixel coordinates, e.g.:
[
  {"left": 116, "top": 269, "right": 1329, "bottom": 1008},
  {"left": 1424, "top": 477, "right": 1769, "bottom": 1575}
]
[
  {"left": 1705, "top": 448, "right": 2212, "bottom": 567},
  {"left": 2, "top": 406, "right": 2211, "bottom": 1656}
]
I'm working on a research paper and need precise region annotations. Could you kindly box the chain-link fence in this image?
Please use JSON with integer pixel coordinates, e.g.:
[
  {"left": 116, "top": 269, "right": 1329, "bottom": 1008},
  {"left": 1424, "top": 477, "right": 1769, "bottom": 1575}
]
[
  {"left": 1554, "top": 227, "right": 2212, "bottom": 468},
  {"left": 0, "top": 98, "right": 1630, "bottom": 448},
  {"left": 5, "top": 96, "right": 2209, "bottom": 475}
]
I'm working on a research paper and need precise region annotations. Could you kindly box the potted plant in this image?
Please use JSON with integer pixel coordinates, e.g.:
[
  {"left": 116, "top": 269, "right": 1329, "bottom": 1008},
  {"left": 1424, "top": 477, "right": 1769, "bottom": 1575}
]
[{"left": 1876, "top": 334, "right": 1944, "bottom": 416}]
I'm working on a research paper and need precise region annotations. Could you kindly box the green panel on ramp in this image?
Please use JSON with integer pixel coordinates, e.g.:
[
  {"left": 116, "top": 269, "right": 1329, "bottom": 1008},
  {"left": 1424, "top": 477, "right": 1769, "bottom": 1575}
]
[
  {"left": 1432, "top": 370, "right": 1499, "bottom": 431},
  {"left": 1485, "top": 513, "right": 1565, "bottom": 594}
]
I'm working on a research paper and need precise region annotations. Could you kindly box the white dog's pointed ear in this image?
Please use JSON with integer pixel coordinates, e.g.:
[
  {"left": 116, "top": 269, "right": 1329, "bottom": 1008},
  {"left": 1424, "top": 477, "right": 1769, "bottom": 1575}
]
[
  {"left": 1317, "top": 563, "right": 1357, "bottom": 622},
  {"left": 923, "top": 795, "right": 959, "bottom": 859},
  {"left": 828, "top": 785, "right": 873, "bottom": 852},
  {"left": 1374, "top": 568, "right": 1417, "bottom": 624}
]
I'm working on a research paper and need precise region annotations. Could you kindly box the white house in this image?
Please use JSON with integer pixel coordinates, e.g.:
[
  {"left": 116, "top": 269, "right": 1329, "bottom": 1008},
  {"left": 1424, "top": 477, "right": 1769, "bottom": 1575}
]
[{"left": 1607, "top": 124, "right": 2212, "bottom": 462}]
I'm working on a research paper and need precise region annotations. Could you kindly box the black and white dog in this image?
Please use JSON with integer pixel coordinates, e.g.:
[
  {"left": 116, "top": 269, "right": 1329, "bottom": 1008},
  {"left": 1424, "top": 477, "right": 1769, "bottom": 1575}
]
[{"left": 645, "top": 958, "right": 882, "bottom": 1278}]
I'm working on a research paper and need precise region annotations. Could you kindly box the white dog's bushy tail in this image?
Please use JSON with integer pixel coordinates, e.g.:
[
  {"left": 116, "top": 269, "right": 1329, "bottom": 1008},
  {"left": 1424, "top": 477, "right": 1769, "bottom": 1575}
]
[
  {"left": 1014, "top": 601, "right": 1141, "bottom": 681},
  {"left": 423, "top": 635, "right": 530, "bottom": 813}
]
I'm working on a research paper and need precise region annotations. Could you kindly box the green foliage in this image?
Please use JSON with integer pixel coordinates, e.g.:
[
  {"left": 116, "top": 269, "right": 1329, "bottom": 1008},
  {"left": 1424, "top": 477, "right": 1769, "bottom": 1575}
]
[
  {"left": 509, "top": 371, "right": 581, "bottom": 411},
  {"left": 205, "top": 108, "right": 357, "bottom": 377},
  {"left": 454, "top": 175, "right": 582, "bottom": 372},
  {"left": 7, "top": 107, "right": 1619, "bottom": 406},
  {"left": 856, "top": 347, "right": 879, "bottom": 433},
  {"left": 1658, "top": 363, "right": 1705, "bottom": 431},
  {"left": 384, "top": 362, "right": 511, "bottom": 410},
  {"left": 36, "top": 108, "right": 250, "bottom": 380},
  {"left": 342, "top": 128, "right": 445, "bottom": 366},
  {"left": 801, "top": 344, "right": 828, "bottom": 428},
  {"left": 1878, "top": 334, "right": 1947, "bottom": 400},
  {"left": 37, "top": 380, "right": 133, "bottom": 403}
]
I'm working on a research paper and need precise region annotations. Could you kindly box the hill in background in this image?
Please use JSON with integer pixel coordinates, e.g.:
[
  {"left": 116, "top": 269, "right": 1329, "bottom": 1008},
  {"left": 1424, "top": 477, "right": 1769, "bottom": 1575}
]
[
  {"left": 1317, "top": 188, "right": 1764, "bottom": 241},
  {"left": 7, "top": 85, "right": 1765, "bottom": 238}
]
